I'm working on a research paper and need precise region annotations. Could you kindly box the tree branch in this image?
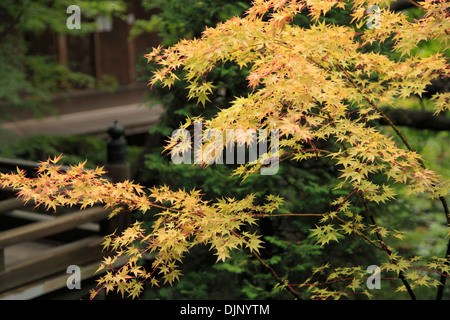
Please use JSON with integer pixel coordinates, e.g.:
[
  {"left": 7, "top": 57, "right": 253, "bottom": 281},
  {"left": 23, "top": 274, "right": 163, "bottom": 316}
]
[
  {"left": 251, "top": 249, "right": 302, "bottom": 300},
  {"left": 389, "top": 0, "right": 415, "bottom": 11},
  {"left": 333, "top": 63, "right": 450, "bottom": 300},
  {"left": 0, "top": 1, "right": 28, "bottom": 43},
  {"left": 320, "top": 109, "right": 417, "bottom": 299}
]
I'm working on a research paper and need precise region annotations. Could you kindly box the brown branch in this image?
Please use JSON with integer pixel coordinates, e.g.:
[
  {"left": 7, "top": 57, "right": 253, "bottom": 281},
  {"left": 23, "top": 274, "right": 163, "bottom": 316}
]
[
  {"left": 251, "top": 249, "right": 302, "bottom": 300},
  {"left": 279, "top": 39, "right": 448, "bottom": 299},
  {"left": 320, "top": 108, "right": 417, "bottom": 298},
  {"left": 436, "top": 237, "right": 450, "bottom": 300},
  {"left": 0, "top": 1, "right": 28, "bottom": 43},
  {"left": 334, "top": 63, "right": 450, "bottom": 299}
]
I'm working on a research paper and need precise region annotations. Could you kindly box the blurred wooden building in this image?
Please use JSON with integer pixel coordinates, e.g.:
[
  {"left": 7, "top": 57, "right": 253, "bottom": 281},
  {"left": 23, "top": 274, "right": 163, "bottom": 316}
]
[{"left": 2, "top": 0, "right": 164, "bottom": 140}]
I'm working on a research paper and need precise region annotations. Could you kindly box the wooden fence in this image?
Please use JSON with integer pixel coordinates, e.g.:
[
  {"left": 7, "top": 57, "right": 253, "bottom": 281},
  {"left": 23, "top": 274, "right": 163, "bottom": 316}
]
[{"left": 0, "top": 121, "right": 130, "bottom": 299}]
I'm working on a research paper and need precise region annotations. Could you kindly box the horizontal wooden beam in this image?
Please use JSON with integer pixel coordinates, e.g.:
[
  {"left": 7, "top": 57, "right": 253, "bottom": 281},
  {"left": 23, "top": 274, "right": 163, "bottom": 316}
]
[
  {"left": 0, "top": 236, "right": 104, "bottom": 293},
  {"left": 390, "top": 0, "right": 415, "bottom": 11},
  {"left": 0, "top": 206, "right": 110, "bottom": 249},
  {"left": 0, "top": 253, "right": 129, "bottom": 299},
  {"left": 0, "top": 198, "right": 27, "bottom": 215},
  {"left": 3, "top": 209, "right": 100, "bottom": 232}
]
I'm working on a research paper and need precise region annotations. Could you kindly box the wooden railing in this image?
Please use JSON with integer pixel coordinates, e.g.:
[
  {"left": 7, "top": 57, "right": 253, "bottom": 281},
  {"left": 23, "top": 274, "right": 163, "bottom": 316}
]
[{"left": 0, "top": 121, "right": 131, "bottom": 299}]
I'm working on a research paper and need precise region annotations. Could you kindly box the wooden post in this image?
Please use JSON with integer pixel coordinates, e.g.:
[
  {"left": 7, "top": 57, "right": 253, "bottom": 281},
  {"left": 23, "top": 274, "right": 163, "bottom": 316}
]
[
  {"left": 57, "top": 34, "right": 68, "bottom": 67},
  {"left": 100, "top": 121, "right": 131, "bottom": 236},
  {"left": 99, "top": 121, "right": 132, "bottom": 300},
  {"left": 57, "top": 33, "right": 69, "bottom": 89}
]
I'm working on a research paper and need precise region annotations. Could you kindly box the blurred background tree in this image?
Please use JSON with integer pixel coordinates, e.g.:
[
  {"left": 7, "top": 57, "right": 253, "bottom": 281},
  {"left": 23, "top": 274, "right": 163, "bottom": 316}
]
[{"left": 0, "top": 0, "right": 126, "bottom": 120}]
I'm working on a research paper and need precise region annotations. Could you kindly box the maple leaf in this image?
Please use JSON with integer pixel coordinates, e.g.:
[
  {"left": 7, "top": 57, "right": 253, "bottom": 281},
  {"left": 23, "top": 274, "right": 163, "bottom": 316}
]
[
  {"left": 244, "top": 232, "right": 264, "bottom": 254},
  {"left": 128, "top": 281, "right": 144, "bottom": 299}
]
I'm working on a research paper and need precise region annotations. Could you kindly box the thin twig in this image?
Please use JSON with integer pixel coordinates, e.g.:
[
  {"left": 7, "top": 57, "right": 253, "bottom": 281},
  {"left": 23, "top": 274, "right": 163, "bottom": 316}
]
[
  {"left": 436, "top": 237, "right": 450, "bottom": 300},
  {"left": 252, "top": 212, "right": 324, "bottom": 217},
  {"left": 334, "top": 62, "right": 450, "bottom": 299},
  {"left": 359, "top": 192, "right": 416, "bottom": 300},
  {"left": 251, "top": 249, "right": 302, "bottom": 300},
  {"left": 406, "top": 0, "right": 426, "bottom": 10},
  {"left": 232, "top": 230, "right": 301, "bottom": 299},
  {"left": 274, "top": 36, "right": 448, "bottom": 299}
]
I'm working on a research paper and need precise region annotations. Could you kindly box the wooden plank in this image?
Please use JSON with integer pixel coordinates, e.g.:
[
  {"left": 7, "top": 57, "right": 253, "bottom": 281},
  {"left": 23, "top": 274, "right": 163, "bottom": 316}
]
[
  {"left": 3, "top": 210, "right": 100, "bottom": 232},
  {"left": 0, "top": 206, "right": 110, "bottom": 249},
  {"left": 0, "top": 255, "right": 129, "bottom": 300},
  {"left": 0, "top": 248, "right": 4, "bottom": 272},
  {"left": 4, "top": 240, "right": 62, "bottom": 268},
  {"left": 93, "top": 31, "right": 102, "bottom": 80},
  {"left": 0, "top": 157, "right": 72, "bottom": 173},
  {"left": 0, "top": 198, "right": 27, "bottom": 215},
  {"left": 0, "top": 236, "right": 104, "bottom": 293},
  {"left": 0, "top": 261, "right": 100, "bottom": 300}
]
